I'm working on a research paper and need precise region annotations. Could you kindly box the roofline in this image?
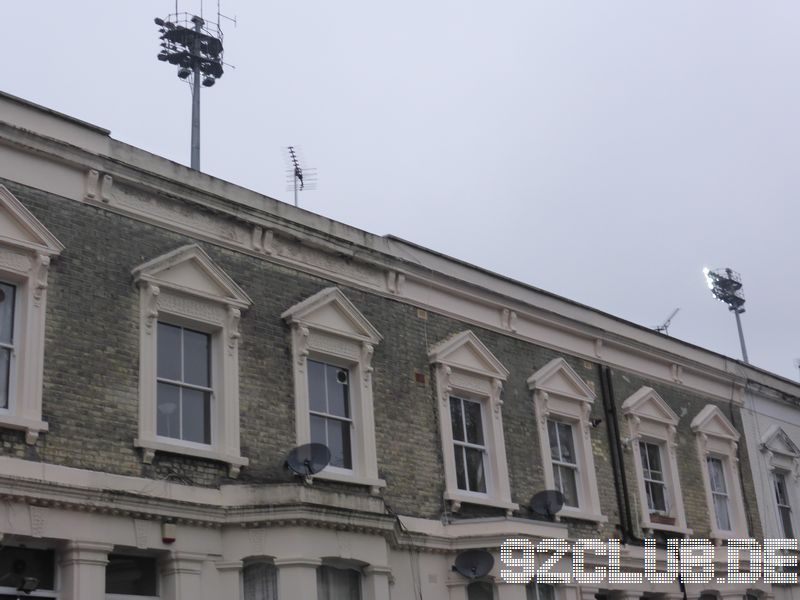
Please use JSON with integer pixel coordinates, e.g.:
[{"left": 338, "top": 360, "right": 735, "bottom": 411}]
[{"left": 0, "top": 91, "right": 111, "bottom": 136}]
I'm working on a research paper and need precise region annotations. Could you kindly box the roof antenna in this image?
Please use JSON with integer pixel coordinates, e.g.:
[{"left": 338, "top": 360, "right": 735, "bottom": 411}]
[
  {"left": 285, "top": 146, "right": 318, "bottom": 208},
  {"left": 154, "top": 2, "right": 232, "bottom": 170},
  {"left": 654, "top": 308, "right": 680, "bottom": 335}
]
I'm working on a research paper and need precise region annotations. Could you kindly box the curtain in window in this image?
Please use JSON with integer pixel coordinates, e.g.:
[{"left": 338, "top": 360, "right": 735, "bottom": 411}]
[
  {"left": 317, "top": 565, "right": 361, "bottom": 600},
  {"left": 243, "top": 562, "right": 277, "bottom": 600}
]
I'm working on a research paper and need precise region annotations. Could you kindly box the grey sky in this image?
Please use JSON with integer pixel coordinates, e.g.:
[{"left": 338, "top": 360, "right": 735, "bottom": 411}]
[{"left": 5, "top": 2, "right": 799, "bottom": 379}]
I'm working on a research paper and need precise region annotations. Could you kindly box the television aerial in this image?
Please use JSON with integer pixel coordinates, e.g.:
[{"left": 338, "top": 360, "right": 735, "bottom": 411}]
[
  {"left": 284, "top": 443, "right": 331, "bottom": 483},
  {"left": 654, "top": 308, "right": 680, "bottom": 335},
  {"left": 452, "top": 549, "right": 494, "bottom": 579},
  {"left": 529, "top": 490, "right": 565, "bottom": 521}
]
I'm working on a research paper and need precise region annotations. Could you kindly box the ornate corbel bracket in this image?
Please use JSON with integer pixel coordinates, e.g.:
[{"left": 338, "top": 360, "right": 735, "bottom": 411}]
[
  {"left": 31, "top": 253, "right": 51, "bottom": 307},
  {"left": 361, "top": 343, "right": 374, "bottom": 383},
  {"left": 142, "top": 283, "right": 160, "bottom": 334},
  {"left": 227, "top": 306, "right": 241, "bottom": 356},
  {"left": 296, "top": 325, "right": 310, "bottom": 368}
]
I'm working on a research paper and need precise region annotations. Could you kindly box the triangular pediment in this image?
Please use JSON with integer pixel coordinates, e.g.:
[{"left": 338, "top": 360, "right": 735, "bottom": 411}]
[
  {"left": 690, "top": 405, "right": 739, "bottom": 441},
  {"left": 527, "top": 357, "right": 595, "bottom": 402},
  {"left": 132, "top": 244, "right": 251, "bottom": 308},
  {"left": 281, "top": 287, "right": 382, "bottom": 344},
  {"left": 761, "top": 425, "right": 800, "bottom": 457},
  {"left": 621, "top": 387, "right": 679, "bottom": 425},
  {"left": 428, "top": 331, "right": 509, "bottom": 380},
  {"left": 0, "top": 185, "right": 64, "bottom": 255}
]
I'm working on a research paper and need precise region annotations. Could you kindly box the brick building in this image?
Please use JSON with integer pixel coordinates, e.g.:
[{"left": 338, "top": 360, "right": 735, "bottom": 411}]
[{"left": 0, "top": 90, "right": 794, "bottom": 600}]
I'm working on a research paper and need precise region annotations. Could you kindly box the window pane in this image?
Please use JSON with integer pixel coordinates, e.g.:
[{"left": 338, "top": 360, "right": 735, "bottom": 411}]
[
  {"left": 454, "top": 445, "right": 467, "bottom": 490},
  {"left": 713, "top": 494, "right": 731, "bottom": 530},
  {"left": 639, "top": 442, "right": 649, "bottom": 476},
  {"left": 327, "top": 418, "right": 352, "bottom": 469},
  {"left": 0, "top": 347, "right": 9, "bottom": 410},
  {"left": 0, "top": 547, "right": 55, "bottom": 591},
  {"left": 310, "top": 414, "right": 327, "bottom": 446},
  {"left": 547, "top": 420, "right": 560, "bottom": 461},
  {"left": 0, "top": 283, "right": 15, "bottom": 345},
  {"left": 105, "top": 554, "right": 158, "bottom": 595},
  {"left": 183, "top": 328, "right": 210, "bottom": 387},
  {"left": 308, "top": 360, "right": 327, "bottom": 413},
  {"left": 527, "top": 583, "right": 554, "bottom": 600},
  {"left": 467, "top": 581, "right": 494, "bottom": 600},
  {"left": 181, "top": 387, "right": 211, "bottom": 444},
  {"left": 646, "top": 443, "right": 663, "bottom": 476},
  {"left": 157, "top": 382, "right": 180, "bottom": 439},
  {"left": 157, "top": 322, "right": 181, "bottom": 380},
  {"left": 243, "top": 562, "right": 277, "bottom": 600},
  {"left": 780, "top": 506, "right": 794, "bottom": 538},
  {"left": 648, "top": 481, "right": 667, "bottom": 512},
  {"left": 708, "top": 458, "right": 727, "bottom": 493},
  {"left": 558, "top": 465, "right": 579, "bottom": 507},
  {"left": 450, "top": 398, "right": 465, "bottom": 442},
  {"left": 465, "top": 447, "right": 487, "bottom": 493},
  {"left": 464, "top": 400, "right": 484, "bottom": 445},
  {"left": 775, "top": 473, "right": 788, "bottom": 504},
  {"left": 317, "top": 566, "right": 361, "bottom": 600},
  {"left": 557, "top": 422, "right": 575, "bottom": 464},
  {"left": 326, "top": 365, "right": 349, "bottom": 418}
]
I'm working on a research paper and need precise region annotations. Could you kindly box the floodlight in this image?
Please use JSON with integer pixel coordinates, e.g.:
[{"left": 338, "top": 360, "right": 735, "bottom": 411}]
[
  {"left": 702, "top": 267, "right": 749, "bottom": 363},
  {"left": 202, "top": 77, "right": 215, "bottom": 87},
  {"left": 154, "top": 17, "right": 165, "bottom": 26},
  {"left": 177, "top": 68, "right": 191, "bottom": 79}
]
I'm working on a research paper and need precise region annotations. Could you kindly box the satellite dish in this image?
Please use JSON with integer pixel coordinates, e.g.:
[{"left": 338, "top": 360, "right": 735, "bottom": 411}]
[
  {"left": 452, "top": 549, "right": 494, "bottom": 579},
  {"left": 285, "top": 443, "right": 331, "bottom": 478},
  {"left": 529, "top": 490, "right": 565, "bottom": 520}
]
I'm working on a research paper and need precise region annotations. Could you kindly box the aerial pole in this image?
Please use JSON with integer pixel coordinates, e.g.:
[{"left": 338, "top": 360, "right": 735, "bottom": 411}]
[
  {"left": 190, "top": 15, "right": 203, "bottom": 170},
  {"left": 285, "top": 146, "right": 317, "bottom": 208},
  {"left": 703, "top": 267, "right": 749, "bottom": 363}
]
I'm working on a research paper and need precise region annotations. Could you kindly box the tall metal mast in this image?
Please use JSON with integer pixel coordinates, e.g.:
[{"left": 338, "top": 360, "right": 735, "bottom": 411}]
[
  {"left": 703, "top": 267, "right": 749, "bottom": 363},
  {"left": 155, "top": 10, "right": 226, "bottom": 170}
]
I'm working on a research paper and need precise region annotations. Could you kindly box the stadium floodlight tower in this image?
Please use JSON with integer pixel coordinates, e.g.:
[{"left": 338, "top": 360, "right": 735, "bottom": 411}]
[
  {"left": 703, "top": 267, "right": 749, "bottom": 364},
  {"left": 155, "top": 10, "right": 226, "bottom": 171}
]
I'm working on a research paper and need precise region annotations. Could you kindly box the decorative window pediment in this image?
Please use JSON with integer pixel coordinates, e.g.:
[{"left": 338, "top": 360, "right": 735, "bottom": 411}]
[
  {"left": 527, "top": 357, "right": 595, "bottom": 402},
  {"left": 281, "top": 287, "right": 381, "bottom": 344},
  {"left": 622, "top": 386, "right": 689, "bottom": 535},
  {"left": 527, "top": 358, "right": 606, "bottom": 523},
  {"left": 428, "top": 331, "right": 509, "bottom": 380},
  {"left": 621, "top": 386, "right": 679, "bottom": 429},
  {"left": 0, "top": 186, "right": 63, "bottom": 443},
  {"left": 133, "top": 245, "right": 251, "bottom": 477},
  {"left": 132, "top": 244, "right": 251, "bottom": 309},
  {"left": 690, "top": 404, "right": 740, "bottom": 442},
  {"left": 282, "top": 287, "right": 384, "bottom": 492},
  {"left": 691, "top": 405, "right": 748, "bottom": 539},
  {"left": 429, "top": 331, "right": 516, "bottom": 513},
  {"left": 761, "top": 425, "right": 800, "bottom": 463}
]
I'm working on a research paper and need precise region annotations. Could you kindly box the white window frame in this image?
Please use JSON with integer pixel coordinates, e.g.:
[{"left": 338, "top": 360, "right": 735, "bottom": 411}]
[
  {"left": 691, "top": 404, "right": 748, "bottom": 540},
  {"left": 528, "top": 358, "right": 606, "bottom": 523},
  {"left": 548, "top": 420, "right": 580, "bottom": 507},
  {"left": 450, "top": 394, "right": 490, "bottom": 494},
  {"left": 0, "top": 185, "right": 63, "bottom": 444},
  {"left": 640, "top": 440, "right": 669, "bottom": 514},
  {"left": 430, "top": 330, "right": 517, "bottom": 513},
  {"left": 282, "top": 287, "right": 385, "bottom": 492},
  {"left": 759, "top": 425, "right": 800, "bottom": 541},
  {"left": 773, "top": 470, "right": 795, "bottom": 538},
  {"left": 133, "top": 244, "right": 251, "bottom": 477},
  {"left": 707, "top": 456, "right": 731, "bottom": 531},
  {"left": 623, "top": 386, "right": 690, "bottom": 535}
]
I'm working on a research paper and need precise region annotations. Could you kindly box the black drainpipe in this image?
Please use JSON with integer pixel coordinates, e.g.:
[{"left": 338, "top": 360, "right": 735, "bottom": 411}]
[{"left": 599, "top": 364, "right": 635, "bottom": 543}]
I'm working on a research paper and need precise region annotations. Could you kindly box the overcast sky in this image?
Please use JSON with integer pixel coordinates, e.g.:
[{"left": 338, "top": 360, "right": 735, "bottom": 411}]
[{"left": 4, "top": 2, "right": 799, "bottom": 380}]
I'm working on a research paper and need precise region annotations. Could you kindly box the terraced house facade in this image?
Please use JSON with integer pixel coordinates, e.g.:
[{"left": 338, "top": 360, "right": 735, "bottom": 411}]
[{"left": 0, "top": 90, "right": 795, "bottom": 600}]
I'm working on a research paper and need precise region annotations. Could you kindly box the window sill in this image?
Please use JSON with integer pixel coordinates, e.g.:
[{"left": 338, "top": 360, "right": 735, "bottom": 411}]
[
  {"left": 557, "top": 506, "right": 608, "bottom": 524},
  {"left": 134, "top": 438, "right": 248, "bottom": 478},
  {"left": 0, "top": 413, "right": 48, "bottom": 444},
  {"left": 444, "top": 490, "right": 519, "bottom": 515},
  {"left": 641, "top": 520, "right": 693, "bottom": 536},
  {"left": 310, "top": 469, "right": 387, "bottom": 495},
  {"left": 709, "top": 528, "right": 748, "bottom": 543}
]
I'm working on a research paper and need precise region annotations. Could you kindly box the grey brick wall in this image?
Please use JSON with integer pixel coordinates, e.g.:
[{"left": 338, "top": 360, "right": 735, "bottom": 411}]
[{"left": 0, "top": 178, "right": 762, "bottom": 541}]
